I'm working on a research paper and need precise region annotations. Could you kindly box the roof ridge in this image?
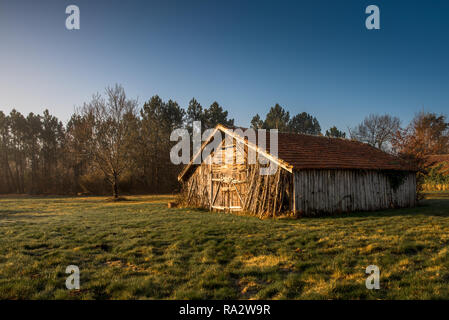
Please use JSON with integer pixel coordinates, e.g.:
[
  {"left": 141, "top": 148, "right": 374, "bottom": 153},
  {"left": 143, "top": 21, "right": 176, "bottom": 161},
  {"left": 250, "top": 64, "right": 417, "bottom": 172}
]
[{"left": 178, "top": 124, "right": 416, "bottom": 181}]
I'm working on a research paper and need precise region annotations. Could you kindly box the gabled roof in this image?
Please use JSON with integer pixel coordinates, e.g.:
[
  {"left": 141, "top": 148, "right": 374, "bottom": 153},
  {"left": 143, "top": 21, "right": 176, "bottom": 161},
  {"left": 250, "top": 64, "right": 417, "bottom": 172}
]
[{"left": 178, "top": 125, "right": 416, "bottom": 181}]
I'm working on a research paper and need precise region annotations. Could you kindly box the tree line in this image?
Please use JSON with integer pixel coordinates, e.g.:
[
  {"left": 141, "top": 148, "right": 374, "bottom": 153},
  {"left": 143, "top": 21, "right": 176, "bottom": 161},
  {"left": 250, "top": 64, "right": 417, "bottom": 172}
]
[
  {"left": 251, "top": 103, "right": 449, "bottom": 157},
  {"left": 1, "top": 84, "right": 448, "bottom": 197},
  {"left": 0, "top": 85, "right": 234, "bottom": 196}
]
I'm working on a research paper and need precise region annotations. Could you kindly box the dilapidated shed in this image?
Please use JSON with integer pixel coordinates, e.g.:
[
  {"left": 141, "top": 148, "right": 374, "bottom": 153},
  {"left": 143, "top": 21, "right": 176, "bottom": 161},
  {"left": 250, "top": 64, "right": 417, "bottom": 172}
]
[{"left": 178, "top": 125, "right": 417, "bottom": 217}]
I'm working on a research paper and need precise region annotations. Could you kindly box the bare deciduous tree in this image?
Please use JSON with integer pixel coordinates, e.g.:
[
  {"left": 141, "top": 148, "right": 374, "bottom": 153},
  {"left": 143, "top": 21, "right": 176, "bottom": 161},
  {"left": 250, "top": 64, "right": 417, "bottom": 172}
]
[
  {"left": 80, "top": 84, "right": 137, "bottom": 199},
  {"left": 349, "top": 114, "right": 400, "bottom": 151},
  {"left": 393, "top": 111, "right": 449, "bottom": 158}
]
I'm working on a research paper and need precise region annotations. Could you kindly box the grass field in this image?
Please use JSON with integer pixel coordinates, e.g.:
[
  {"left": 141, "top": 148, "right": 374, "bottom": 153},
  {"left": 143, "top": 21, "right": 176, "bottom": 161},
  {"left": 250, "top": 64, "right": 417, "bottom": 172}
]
[{"left": 1, "top": 193, "right": 449, "bottom": 299}]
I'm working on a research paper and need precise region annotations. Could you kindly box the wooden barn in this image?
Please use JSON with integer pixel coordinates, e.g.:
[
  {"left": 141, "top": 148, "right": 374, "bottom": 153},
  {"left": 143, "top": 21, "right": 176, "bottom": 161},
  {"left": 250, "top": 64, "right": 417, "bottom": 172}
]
[{"left": 178, "top": 125, "right": 417, "bottom": 217}]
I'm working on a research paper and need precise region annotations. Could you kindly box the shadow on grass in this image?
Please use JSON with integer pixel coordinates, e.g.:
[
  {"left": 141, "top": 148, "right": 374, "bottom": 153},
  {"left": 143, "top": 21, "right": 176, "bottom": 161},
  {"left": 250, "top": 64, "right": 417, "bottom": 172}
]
[
  {"left": 0, "top": 209, "right": 53, "bottom": 220},
  {"left": 105, "top": 197, "right": 131, "bottom": 202},
  {"left": 314, "top": 198, "right": 449, "bottom": 219},
  {"left": 0, "top": 209, "right": 28, "bottom": 215},
  {"left": 0, "top": 209, "right": 34, "bottom": 218},
  {"left": 0, "top": 214, "right": 54, "bottom": 220}
]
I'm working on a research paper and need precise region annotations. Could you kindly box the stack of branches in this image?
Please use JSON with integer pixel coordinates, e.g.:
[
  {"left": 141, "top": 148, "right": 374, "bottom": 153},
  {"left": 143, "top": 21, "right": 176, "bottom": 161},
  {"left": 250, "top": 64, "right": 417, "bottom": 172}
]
[
  {"left": 243, "top": 163, "right": 292, "bottom": 218},
  {"left": 178, "top": 161, "right": 293, "bottom": 218},
  {"left": 178, "top": 173, "right": 210, "bottom": 208}
]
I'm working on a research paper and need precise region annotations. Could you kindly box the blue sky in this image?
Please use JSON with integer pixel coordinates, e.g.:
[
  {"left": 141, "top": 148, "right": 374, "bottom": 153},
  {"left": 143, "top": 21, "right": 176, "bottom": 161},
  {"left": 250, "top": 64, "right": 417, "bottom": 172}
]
[{"left": 0, "top": 0, "right": 448, "bottom": 133}]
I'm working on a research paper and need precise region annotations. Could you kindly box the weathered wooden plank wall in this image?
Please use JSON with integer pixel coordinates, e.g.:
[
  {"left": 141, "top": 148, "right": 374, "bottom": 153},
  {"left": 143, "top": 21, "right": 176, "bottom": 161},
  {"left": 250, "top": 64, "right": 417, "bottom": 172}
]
[
  {"left": 293, "top": 169, "right": 416, "bottom": 215},
  {"left": 180, "top": 161, "right": 293, "bottom": 217},
  {"left": 180, "top": 136, "right": 250, "bottom": 211},
  {"left": 179, "top": 135, "right": 294, "bottom": 216}
]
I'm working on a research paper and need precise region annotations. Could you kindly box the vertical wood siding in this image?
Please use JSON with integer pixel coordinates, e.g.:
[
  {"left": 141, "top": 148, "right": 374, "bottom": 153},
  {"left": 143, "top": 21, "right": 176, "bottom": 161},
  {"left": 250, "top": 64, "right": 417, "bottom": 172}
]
[{"left": 294, "top": 169, "right": 416, "bottom": 215}]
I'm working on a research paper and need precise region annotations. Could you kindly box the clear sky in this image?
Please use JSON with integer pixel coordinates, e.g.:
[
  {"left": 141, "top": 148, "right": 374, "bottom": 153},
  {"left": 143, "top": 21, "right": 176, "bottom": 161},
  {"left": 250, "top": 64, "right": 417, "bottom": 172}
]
[{"left": 0, "top": 0, "right": 448, "bottom": 133}]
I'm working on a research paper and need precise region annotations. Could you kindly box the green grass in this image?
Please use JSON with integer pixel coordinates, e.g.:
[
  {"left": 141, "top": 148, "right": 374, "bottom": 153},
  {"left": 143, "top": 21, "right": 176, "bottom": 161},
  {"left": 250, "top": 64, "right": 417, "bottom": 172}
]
[{"left": 1, "top": 193, "right": 449, "bottom": 299}]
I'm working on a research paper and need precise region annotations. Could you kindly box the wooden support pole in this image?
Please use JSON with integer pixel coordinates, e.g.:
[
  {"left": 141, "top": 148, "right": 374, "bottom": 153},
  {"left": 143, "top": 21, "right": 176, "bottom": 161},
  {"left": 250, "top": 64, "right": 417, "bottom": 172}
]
[
  {"left": 292, "top": 173, "right": 297, "bottom": 214},
  {"left": 209, "top": 164, "right": 213, "bottom": 210}
]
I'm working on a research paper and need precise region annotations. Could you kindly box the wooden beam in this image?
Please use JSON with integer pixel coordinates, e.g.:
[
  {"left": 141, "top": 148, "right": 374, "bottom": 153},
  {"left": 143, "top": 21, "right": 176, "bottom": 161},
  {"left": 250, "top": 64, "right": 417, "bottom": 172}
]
[
  {"left": 218, "top": 125, "right": 293, "bottom": 173},
  {"left": 209, "top": 163, "right": 213, "bottom": 210},
  {"left": 212, "top": 205, "right": 242, "bottom": 210},
  {"left": 186, "top": 177, "right": 195, "bottom": 205},
  {"left": 178, "top": 126, "right": 220, "bottom": 181},
  {"left": 211, "top": 181, "right": 221, "bottom": 207},
  {"left": 178, "top": 124, "right": 294, "bottom": 182},
  {"left": 292, "top": 173, "right": 297, "bottom": 214},
  {"left": 232, "top": 182, "right": 244, "bottom": 207}
]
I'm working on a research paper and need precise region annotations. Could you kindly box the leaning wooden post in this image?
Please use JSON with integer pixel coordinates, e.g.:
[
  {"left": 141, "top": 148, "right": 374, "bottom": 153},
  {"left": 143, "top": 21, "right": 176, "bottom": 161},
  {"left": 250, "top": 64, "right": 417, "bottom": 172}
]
[
  {"left": 292, "top": 173, "right": 297, "bottom": 214},
  {"left": 209, "top": 163, "right": 213, "bottom": 211},
  {"left": 272, "top": 168, "right": 280, "bottom": 216}
]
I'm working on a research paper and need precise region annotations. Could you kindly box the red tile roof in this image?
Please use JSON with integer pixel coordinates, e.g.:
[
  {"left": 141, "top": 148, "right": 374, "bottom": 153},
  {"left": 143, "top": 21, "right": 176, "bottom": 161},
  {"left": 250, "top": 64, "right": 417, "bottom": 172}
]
[
  {"left": 178, "top": 125, "right": 416, "bottom": 181},
  {"left": 232, "top": 129, "right": 416, "bottom": 171}
]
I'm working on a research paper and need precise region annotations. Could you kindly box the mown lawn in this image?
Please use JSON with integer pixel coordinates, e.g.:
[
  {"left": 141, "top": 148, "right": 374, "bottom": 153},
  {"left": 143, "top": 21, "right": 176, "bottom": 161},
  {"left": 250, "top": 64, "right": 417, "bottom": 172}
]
[{"left": 1, "top": 193, "right": 449, "bottom": 299}]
